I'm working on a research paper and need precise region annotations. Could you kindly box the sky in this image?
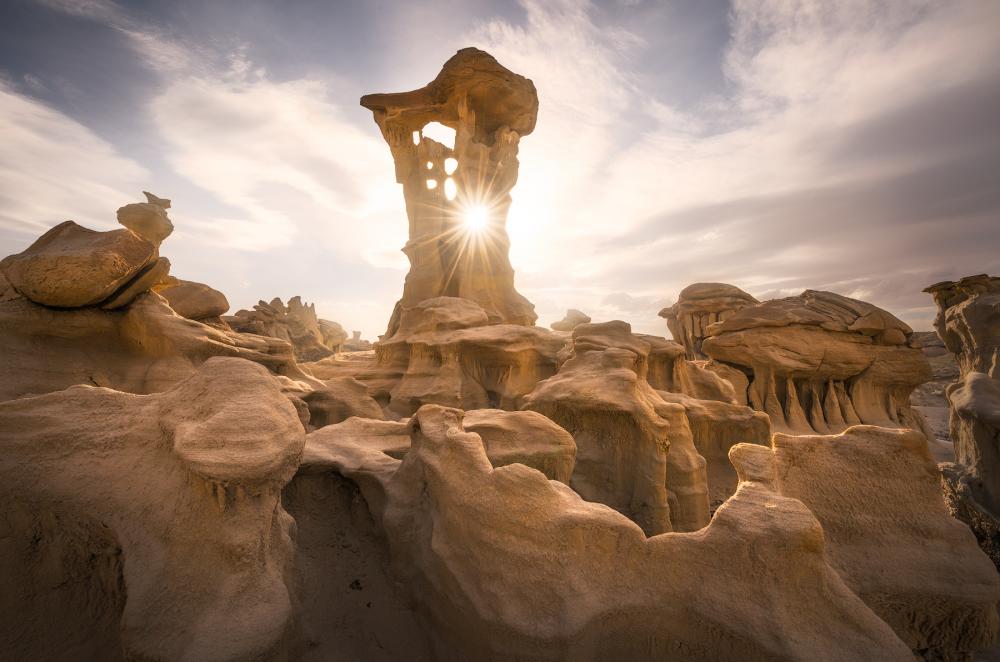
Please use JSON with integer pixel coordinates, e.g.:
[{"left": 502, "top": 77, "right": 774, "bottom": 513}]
[{"left": 1, "top": 0, "right": 998, "bottom": 339}]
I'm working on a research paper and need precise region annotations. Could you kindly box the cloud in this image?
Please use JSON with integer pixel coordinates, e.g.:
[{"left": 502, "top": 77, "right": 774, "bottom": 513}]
[
  {"left": 469, "top": 0, "right": 1000, "bottom": 334},
  {"left": 0, "top": 81, "right": 146, "bottom": 237}
]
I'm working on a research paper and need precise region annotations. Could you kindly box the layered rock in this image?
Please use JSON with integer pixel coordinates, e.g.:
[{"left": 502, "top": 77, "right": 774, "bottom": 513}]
[
  {"left": 343, "top": 330, "right": 372, "bottom": 352},
  {"left": 115, "top": 191, "right": 174, "bottom": 247},
  {"left": 367, "top": 297, "right": 564, "bottom": 417},
  {"left": 361, "top": 47, "right": 537, "bottom": 339},
  {"left": 660, "top": 282, "right": 758, "bottom": 359},
  {"left": 925, "top": 274, "right": 1000, "bottom": 567},
  {"left": 0, "top": 358, "right": 304, "bottom": 661},
  {"left": 550, "top": 308, "right": 590, "bottom": 332},
  {"left": 0, "top": 220, "right": 160, "bottom": 308},
  {"left": 731, "top": 426, "right": 1000, "bottom": 660},
  {"left": 303, "top": 404, "right": 915, "bottom": 661},
  {"left": 227, "top": 296, "right": 342, "bottom": 362},
  {"left": 523, "top": 321, "right": 710, "bottom": 534},
  {"left": 702, "top": 289, "right": 932, "bottom": 435},
  {"left": 153, "top": 276, "right": 230, "bottom": 323},
  {"left": 302, "top": 408, "right": 575, "bottom": 484}
]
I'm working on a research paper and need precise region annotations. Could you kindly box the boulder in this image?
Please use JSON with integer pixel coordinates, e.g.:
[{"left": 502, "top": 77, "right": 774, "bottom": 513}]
[
  {"left": 660, "top": 282, "right": 758, "bottom": 359},
  {"left": 153, "top": 277, "right": 230, "bottom": 320},
  {"left": 0, "top": 221, "right": 157, "bottom": 308},
  {"left": 115, "top": 191, "right": 174, "bottom": 247}
]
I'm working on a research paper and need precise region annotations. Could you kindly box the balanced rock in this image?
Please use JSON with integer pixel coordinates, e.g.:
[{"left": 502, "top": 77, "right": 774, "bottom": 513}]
[
  {"left": 343, "top": 330, "right": 372, "bottom": 351},
  {"left": 702, "top": 289, "right": 932, "bottom": 435},
  {"left": 550, "top": 308, "right": 591, "bottom": 332},
  {"left": 660, "top": 283, "right": 758, "bottom": 359},
  {"left": 0, "top": 221, "right": 157, "bottom": 308},
  {"left": 115, "top": 191, "right": 174, "bottom": 247}
]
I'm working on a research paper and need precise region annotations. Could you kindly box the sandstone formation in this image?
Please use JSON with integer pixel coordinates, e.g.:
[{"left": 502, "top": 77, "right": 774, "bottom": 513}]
[
  {"left": 361, "top": 47, "right": 537, "bottom": 339},
  {"left": 2, "top": 47, "right": 998, "bottom": 662},
  {"left": 731, "top": 426, "right": 1000, "bottom": 659},
  {"left": 301, "top": 404, "right": 916, "bottom": 661},
  {"left": 0, "top": 358, "right": 304, "bottom": 661},
  {"left": 0, "top": 220, "right": 159, "bottom": 308},
  {"left": 365, "top": 296, "right": 565, "bottom": 417},
  {"left": 115, "top": 191, "right": 174, "bottom": 247},
  {"left": 925, "top": 274, "right": 1000, "bottom": 568},
  {"left": 701, "top": 289, "right": 932, "bottom": 435},
  {"left": 550, "top": 308, "right": 590, "bottom": 332},
  {"left": 343, "top": 330, "right": 372, "bottom": 351},
  {"left": 523, "top": 321, "right": 710, "bottom": 535},
  {"left": 302, "top": 408, "right": 575, "bottom": 484},
  {"left": 660, "top": 282, "right": 758, "bottom": 359},
  {"left": 152, "top": 276, "right": 230, "bottom": 322},
  {"left": 227, "top": 296, "right": 343, "bottom": 361}
]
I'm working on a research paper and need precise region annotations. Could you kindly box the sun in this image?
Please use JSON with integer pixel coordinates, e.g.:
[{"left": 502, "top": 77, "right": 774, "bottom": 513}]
[{"left": 463, "top": 204, "right": 489, "bottom": 232}]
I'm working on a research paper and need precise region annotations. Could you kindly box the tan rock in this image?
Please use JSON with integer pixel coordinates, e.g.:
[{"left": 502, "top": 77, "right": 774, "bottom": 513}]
[
  {"left": 365, "top": 297, "right": 565, "bottom": 417},
  {"left": 115, "top": 191, "right": 174, "bottom": 247},
  {"left": 523, "top": 321, "right": 710, "bottom": 534},
  {"left": 361, "top": 48, "right": 537, "bottom": 338},
  {"left": 227, "top": 295, "right": 340, "bottom": 362},
  {"left": 318, "top": 318, "right": 348, "bottom": 351},
  {"left": 0, "top": 221, "right": 157, "bottom": 308},
  {"left": 153, "top": 276, "right": 230, "bottom": 320},
  {"left": 302, "top": 408, "right": 575, "bottom": 484},
  {"left": 731, "top": 425, "right": 1000, "bottom": 659},
  {"left": 302, "top": 376, "right": 384, "bottom": 429},
  {"left": 304, "top": 404, "right": 913, "bottom": 661},
  {"left": 550, "top": 308, "right": 591, "bottom": 332},
  {"left": 101, "top": 256, "right": 170, "bottom": 309},
  {"left": 660, "top": 282, "right": 758, "bottom": 359},
  {"left": 925, "top": 274, "right": 1000, "bottom": 567},
  {"left": 702, "top": 289, "right": 932, "bottom": 435},
  {"left": 0, "top": 357, "right": 303, "bottom": 661},
  {"left": 342, "top": 330, "right": 372, "bottom": 351}
]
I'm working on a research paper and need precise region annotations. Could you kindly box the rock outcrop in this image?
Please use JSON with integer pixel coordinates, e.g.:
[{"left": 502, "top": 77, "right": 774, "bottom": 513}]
[
  {"left": 153, "top": 276, "right": 230, "bottom": 322},
  {"left": 731, "top": 425, "right": 1000, "bottom": 660},
  {"left": 361, "top": 47, "right": 537, "bottom": 339},
  {"left": 115, "top": 191, "right": 174, "bottom": 247},
  {"left": 550, "top": 308, "right": 590, "bottom": 332},
  {"left": 227, "top": 296, "right": 342, "bottom": 362},
  {"left": 524, "top": 321, "right": 710, "bottom": 535},
  {"left": 660, "top": 283, "right": 758, "bottom": 360},
  {"left": 343, "top": 330, "right": 372, "bottom": 351},
  {"left": 0, "top": 220, "right": 160, "bottom": 308},
  {"left": 0, "top": 358, "right": 304, "bottom": 661},
  {"left": 301, "top": 404, "right": 916, "bottom": 661},
  {"left": 368, "top": 297, "right": 564, "bottom": 417},
  {"left": 702, "top": 289, "right": 932, "bottom": 436},
  {"left": 925, "top": 274, "right": 1000, "bottom": 568}
]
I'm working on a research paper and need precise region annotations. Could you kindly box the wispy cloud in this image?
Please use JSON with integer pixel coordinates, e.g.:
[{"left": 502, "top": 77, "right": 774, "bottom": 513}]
[{"left": 0, "top": 81, "right": 146, "bottom": 235}]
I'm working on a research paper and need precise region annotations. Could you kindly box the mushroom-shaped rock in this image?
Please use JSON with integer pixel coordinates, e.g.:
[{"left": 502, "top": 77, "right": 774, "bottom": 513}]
[
  {"left": 660, "top": 282, "right": 758, "bottom": 359},
  {"left": 702, "top": 289, "right": 931, "bottom": 435},
  {"left": 0, "top": 221, "right": 158, "bottom": 308}
]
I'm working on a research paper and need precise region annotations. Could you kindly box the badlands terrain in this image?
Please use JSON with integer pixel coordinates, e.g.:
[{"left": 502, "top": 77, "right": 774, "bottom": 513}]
[{"left": 1, "top": 48, "right": 999, "bottom": 662}]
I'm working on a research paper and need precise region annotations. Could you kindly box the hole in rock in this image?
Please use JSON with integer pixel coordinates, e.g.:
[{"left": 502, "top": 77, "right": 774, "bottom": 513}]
[
  {"left": 426, "top": 161, "right": 434, "bottom": 170},
  {"left": 420, "top": 122, "right": 456, "bottom": 149},
  {"left": 444, "top": 157, "right": 458, "bottom": 175},
  {"left": 426, "top": 179, "right": 438, "bottom": 190},
  {"left": 444, "top": 178, "right": 457, "bottom": 201},
  {"left": 411, "top": 131, "right": 420, "bottom": 146},
  {"left": 463, "top": 204, "right": 489, "bottom": 232}
]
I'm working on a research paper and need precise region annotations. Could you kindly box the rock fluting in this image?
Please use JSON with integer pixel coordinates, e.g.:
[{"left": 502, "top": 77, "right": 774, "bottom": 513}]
[
  {"left": 660, "top": 282, "right": 759, "bottom": 360},
  {"left": 701, "top": 289, "right": 932, "bottom": 436},
  {"left": 925, "top": 274, "right": 1000, "bottom": 568}
]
